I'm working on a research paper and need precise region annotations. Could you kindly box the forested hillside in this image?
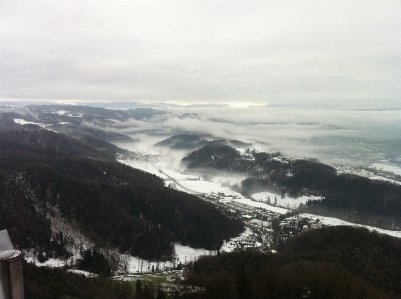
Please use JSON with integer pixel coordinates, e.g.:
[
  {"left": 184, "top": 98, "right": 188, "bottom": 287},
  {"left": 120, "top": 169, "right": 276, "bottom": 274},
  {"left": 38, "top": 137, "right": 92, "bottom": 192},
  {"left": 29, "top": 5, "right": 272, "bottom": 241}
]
[
  {"left": 23, "top": 261, "right": 135, "bottom": 299},
  {"left": 155, "top": 134, "right": 252, "bottom": 150},
  {"left": 182, "top": 144, "right": 401, "bottom": 225},
  {"left": 155, "top": 134, "right": 209, "bottom": 149},
  {"left": 22, "top": 226, "right": 401, "bottom": 298},
  {"left": 0, "top": 128, "right": 243, "bottom": 261},
  {"left": 181, "top": 144, "right": 241, "bottom": 169},
  {"left": 0, "top": 128, "right": 124, "bottom": 160},
  {"left": 182, "top": 226, "right": 401, "bottom": 299}
]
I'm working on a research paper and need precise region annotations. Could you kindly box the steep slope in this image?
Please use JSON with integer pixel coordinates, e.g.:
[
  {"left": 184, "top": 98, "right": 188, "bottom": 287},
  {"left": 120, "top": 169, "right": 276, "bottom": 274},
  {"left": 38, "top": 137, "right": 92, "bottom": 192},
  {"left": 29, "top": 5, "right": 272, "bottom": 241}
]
[
  {"left": 280, "top": 226, "right": 401, "bottom": 294},
  {"left": 0, "top": 128, "right": 123, "bottom": 160},
  {"left": 0, "top": 128, "right": 244, "bottom": 261},
  {"left": 183, "top": 226, "right": 401, "bottom": 298}
]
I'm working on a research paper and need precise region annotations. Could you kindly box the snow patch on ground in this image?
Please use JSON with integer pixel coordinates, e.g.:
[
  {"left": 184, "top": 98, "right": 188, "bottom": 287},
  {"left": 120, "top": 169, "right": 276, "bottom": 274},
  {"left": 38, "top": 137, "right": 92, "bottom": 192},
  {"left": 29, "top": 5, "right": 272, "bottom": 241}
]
[
  {"left": 300, "top": 213, "right": 401, "bottom": 238},
  {"left": 14, "top": 118, "right": 45, "bottom": 128},
  {"left": 123, "top": 243, "right": 216, "bottom": 274},
  {"left": 337, "top": 165, "right": 401, "bottom": 185},
  {"left": 24, "top": 251, "right": 66, "bottom": 268},
  {"left": 24, "top": 209, "right": 97, "bottom": 271},
  {"left": 220, "top": 227, "right": 254, "bottom": 252},
  {"left": 370, "top": 176, "right": 401, "bottom": 185},
  {"left": 23, "top": 241, "right": 215, "bottom": 276},
  {"left": 174, "top": 244, "right": 215, "bottom": 264},
  {"left": 232, "top": 197, "right": 290, "bottom": 215},
  {"left": 160, "top": 168, "right": 200, "bottom": 181},
  {"left": 67, "top": 269, "right": 98, "bottom": 277},
  {"left": 13, "top": 118, "right": 56, "bottom": 132},
  {"left": 49, "top": 209, "right": 93, "bottom": 258},
  {"left": 252, "top": 192, "right": 322, "bottom": 209},
  {"left": 179, "top": 180, "right": 232, "bottom": 194},
  {"left": 369, "top": 163, "right": 401, "bottom": 176}
]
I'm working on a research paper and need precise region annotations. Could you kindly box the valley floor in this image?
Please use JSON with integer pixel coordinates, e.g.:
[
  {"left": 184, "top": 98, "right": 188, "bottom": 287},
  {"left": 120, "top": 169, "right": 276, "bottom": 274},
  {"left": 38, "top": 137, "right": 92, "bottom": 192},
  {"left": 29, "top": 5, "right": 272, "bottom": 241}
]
[
  {"left": 24, "top": 148, "right": 401, "bottom": 278},
  {"left": 117, "top": 153, "right": 401, "bottom": 241}
]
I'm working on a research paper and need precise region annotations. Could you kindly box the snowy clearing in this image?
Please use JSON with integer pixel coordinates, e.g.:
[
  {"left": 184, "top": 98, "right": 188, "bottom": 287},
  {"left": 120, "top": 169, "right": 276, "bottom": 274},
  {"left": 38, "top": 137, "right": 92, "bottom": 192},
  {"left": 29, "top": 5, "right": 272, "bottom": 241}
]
[
  {"left": 179, "top": 180, "right": 234, "bottom": 195},
  {"left": 337, "top": 166, "right": 401, "bottom": 185},
  {"left": 231, "top": 197, "right": 290, "bottom": 214},
  {"left": 369, "top": 163, "right": 401, "bottom": 176},
  {"left": 14, "top": 118, "right": 45, "bottom": 127},
  {"left": 252, "top": 192, "right": 323, "bottom": 209},
  {"left": 67, "top": 269, "right": 98, "bottom": 277},
  {"left": 121, "top": 243, "right": 216, "bottom": 274},
  {"left": 300, "top": 213, "right": 401, "bottom": 238}
]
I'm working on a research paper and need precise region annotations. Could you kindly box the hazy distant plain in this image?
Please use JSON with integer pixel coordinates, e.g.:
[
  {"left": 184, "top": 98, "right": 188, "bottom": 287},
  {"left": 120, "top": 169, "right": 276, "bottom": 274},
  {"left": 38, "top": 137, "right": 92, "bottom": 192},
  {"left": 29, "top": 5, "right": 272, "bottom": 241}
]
[{"left": 108, "top": 104, "right": 401, "bottom": 169}]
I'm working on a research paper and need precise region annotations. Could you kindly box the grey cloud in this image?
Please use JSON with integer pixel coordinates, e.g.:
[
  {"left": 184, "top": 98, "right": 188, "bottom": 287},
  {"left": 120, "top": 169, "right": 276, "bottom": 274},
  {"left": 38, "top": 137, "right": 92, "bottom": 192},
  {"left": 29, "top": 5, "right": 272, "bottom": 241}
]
[{"left": 1, "top": 1, "right": 400, "bottom": 108}]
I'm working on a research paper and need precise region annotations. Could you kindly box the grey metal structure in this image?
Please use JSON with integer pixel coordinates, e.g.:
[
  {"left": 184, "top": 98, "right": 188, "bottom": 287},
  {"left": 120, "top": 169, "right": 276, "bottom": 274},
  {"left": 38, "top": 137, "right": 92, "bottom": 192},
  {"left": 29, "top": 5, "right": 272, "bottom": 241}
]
[{"left": 0, "top": 230, "right": 24, "bottom": 299}]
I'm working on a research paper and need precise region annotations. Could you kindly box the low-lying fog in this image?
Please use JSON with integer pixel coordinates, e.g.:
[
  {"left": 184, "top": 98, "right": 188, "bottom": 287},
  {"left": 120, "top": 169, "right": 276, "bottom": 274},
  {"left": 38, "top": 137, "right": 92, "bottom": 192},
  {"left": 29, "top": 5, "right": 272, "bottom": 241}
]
[{"left": 111, "top": 105, "right": 401, "bottom": 168}]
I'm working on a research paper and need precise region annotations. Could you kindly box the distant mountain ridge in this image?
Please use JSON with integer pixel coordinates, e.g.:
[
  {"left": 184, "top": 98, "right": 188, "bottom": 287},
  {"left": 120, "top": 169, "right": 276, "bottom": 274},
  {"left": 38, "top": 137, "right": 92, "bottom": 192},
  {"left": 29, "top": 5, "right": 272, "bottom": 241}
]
[
  {"left": 0, "top": 104, "right": 168, "bottom": 143},
  {"left": 0, "top": 128, "right": 124, "bottom": 161},
  {"left": 155, "top": 134, "right": 252, "bottom": 150}
]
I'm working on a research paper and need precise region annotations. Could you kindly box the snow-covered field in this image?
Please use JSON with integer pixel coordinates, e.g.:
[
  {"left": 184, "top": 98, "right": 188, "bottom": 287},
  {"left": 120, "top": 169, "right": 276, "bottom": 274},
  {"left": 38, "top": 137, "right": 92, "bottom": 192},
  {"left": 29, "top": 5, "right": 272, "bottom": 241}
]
[
  {"left": 24, "top": 242, "right": 217, "bottom": 276},
  {"left": 251, "top": 192, "right": 322, "bottom": 209},
  {"left": 120, "top": 243, "right": 216, "bottom": 275},
  {"left": 232, "top": 197, "right": 290, "bottom": 215},
  {"left": 337, "top": 165, "right": 401, "bottom": 185},
  {"left": 301, "top": 213, "right": 401, "bottom": 238},
  {"left": 369, "top": 163, "right": 401, "bottom": 176},
  {"left": 14, "top": 118, "right": 47, "bottom": 128},
  {"left": 179, "top": 180, "right": 234, "bottom": 195}
]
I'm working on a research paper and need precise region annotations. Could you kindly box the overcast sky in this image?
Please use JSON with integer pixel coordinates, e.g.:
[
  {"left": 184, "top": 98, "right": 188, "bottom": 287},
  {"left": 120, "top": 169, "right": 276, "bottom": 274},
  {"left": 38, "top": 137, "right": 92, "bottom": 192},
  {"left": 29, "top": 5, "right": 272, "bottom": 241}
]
[{"left": 1, "top": 1, "right": 400, "bottom": 108}]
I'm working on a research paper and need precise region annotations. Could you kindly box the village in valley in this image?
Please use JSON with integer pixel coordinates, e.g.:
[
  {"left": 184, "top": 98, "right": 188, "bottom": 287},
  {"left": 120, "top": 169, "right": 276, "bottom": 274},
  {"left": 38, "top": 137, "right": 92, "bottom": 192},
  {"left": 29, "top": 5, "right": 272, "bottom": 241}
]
[
  {"left": 198, "top": 190, "right": 324, "bottom": 253},
  {"left": 114, "top": 150, "right": 401, "bottom": 275}
]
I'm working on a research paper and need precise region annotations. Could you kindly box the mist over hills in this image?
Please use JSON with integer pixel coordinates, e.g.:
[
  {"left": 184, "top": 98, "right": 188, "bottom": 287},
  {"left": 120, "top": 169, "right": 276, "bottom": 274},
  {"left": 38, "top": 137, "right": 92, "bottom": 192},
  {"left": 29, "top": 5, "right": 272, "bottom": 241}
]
[
  {"left": 1, "top": 104, "right": 401, "bottom": 298},
  {"left": 2, "top": 103, "right": 400, "bottom": 167},
  {"left": 2, "top": 104, "right": 400, "bottom": 227},
  {"left": 0, "top": 104, "right": 168, "bottom": 143}
]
